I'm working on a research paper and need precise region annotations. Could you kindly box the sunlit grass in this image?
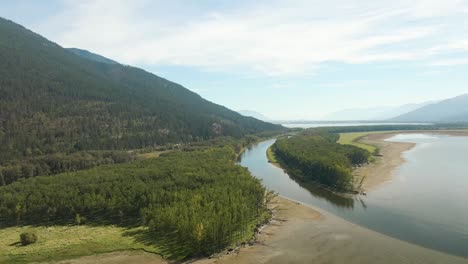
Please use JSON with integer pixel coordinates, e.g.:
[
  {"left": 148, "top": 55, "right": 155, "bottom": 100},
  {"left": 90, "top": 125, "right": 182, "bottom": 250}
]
[
  {"left": 136, "top": 150, "right": 168, "bottom": 159},
  {"left": 337, "top": 131, "right": 396, "bottom": 155},
  {"left": 266, "top": 146, "right": 279, "bottom": 164},
  {"left": 0, "top": 225, "right": 160, "bottom": 264}
]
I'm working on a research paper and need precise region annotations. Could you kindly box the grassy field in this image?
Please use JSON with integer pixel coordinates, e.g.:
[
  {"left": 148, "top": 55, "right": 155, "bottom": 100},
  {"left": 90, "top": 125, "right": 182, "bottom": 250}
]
[
  {"left": 337, "top": 132, "right": 382, "bottom": 154},
  {"left": 266, "top": 146, "right": 279, "bottom": 164},
  {"left": 136, "top": 150, "right": 170, "bottom": 159},
  {"left": 0, "top": 225, "right": 162, "bottom": 264},
  {"left": 0, "top": 215, "right": 264, "bottom": 264}
]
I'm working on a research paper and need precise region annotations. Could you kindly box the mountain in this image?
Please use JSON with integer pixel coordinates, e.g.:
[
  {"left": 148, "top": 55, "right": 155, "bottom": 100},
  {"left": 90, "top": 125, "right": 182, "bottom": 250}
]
[
  {"left": 324, "top": 101, "right": 435, "bottom": 121},
  {"left": 66, "top": 48, "right": 119, "bottom": 64},
  {"left": 238, "top": 110, "right": 270, "bottom": 121},
  {"left": 391, "top": 94, "right": 468, "bottom": 122},
  {"left": 323, "top": 107, "right": 394, "bottom": 121},
  {"left": 0, "top": 17, "right": 283, "bottom": 163}
]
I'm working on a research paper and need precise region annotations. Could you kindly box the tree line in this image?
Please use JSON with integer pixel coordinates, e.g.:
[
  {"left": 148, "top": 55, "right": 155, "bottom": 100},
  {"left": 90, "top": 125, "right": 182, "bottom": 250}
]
[
  {"left": 0, "top": 151, "right": 135, "bottom": 186},
  {"left": 0, "top": 147, "right": 269, "bottom": 257},
  {"left": 272, "top": 130, "right": 370, "bottom": 191}
]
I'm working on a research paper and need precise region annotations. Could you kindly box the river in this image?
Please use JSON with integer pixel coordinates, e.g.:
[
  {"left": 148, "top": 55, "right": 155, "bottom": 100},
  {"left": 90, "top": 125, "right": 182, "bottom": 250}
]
[{"left": 238, "top": 134, "right": 468, "bottom": 258}]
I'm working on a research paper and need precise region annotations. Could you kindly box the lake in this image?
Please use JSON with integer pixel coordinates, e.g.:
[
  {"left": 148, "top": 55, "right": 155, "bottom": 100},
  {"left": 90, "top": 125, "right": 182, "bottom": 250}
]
[{"left": 239, "top": 134, "right": 468, "bottom": 258}]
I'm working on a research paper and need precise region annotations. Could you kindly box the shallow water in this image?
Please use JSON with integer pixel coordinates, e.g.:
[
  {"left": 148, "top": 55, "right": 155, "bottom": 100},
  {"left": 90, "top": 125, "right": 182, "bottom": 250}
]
[{"left": 238, "top": 134, "right": 468, "bottom": 258}]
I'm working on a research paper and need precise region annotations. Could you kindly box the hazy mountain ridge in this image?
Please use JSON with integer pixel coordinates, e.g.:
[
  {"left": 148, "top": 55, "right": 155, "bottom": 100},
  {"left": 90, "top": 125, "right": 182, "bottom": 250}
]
[
  {"left": 391, "top": 94, "right": 468, "bottom": 122},
  {"left": 238, "top": 110, "right": 270, "bottom": 121},
  {"left": 324, "top": 101, "right": 435, "bottom": 121}
]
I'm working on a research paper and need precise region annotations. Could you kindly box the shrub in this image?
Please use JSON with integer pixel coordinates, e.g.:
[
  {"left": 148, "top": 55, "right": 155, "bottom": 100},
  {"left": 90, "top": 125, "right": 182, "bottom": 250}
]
[{"left": 20, "top": 232, "right": 38, "bottom": 245}]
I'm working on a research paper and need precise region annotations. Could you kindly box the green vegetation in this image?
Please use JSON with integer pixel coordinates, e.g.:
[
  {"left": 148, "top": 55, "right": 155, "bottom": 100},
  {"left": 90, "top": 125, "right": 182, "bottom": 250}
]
[
  {"left": 0, "top": 17, "right": 284, "bottom": 185},
  {"left": 0, "top": 151, "right": 135, "bottom": 186},
  {"left": 0, "top": 225, "right": 159, "bottom": 263},
  {"left": 272, "top": 130, "right": 370, "bottom": 191},
  {"left": 0, "top": 147, "right": 269, "bottom": 261},
  {"left": 19, "top": 232, "right": 37, "bottom": 246},
  {"left": 266, "top": 146, "right": 279, "bottom": 164},
  {"left": 338, "top": 132, "right": 379, "bottom": 154},
  {"left": 319, "top": 124, "right": 468, "bottom": 134}
]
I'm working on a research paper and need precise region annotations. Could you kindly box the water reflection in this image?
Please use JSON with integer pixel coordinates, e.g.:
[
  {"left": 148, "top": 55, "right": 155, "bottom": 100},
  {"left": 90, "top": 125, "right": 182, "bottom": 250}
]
[
  {"left": 239, "top": 136, "right": 468, "bottom": 258},
  {"left": 285, "top": 175, "right": 355, "bottom": 209}
]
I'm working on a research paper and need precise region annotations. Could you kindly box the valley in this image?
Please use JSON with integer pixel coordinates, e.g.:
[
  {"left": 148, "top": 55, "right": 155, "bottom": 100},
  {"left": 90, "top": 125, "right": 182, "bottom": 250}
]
[{"left": 1, "top": 9, "right": 468, "bottom": 264}]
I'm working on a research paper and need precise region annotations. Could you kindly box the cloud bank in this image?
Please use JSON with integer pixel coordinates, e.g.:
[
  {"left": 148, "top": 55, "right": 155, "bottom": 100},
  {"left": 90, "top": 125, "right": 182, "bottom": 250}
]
[{"left": 35, "top": 0, "right": 468, "bottom": 75}]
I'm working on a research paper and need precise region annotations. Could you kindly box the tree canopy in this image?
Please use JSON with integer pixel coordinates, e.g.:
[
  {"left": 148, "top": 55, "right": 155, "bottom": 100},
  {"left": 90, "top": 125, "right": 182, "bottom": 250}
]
[
  {"left": 0, "top": 147, "right": 269, "bottom": 256},
  {"left": 272, "top": 130, "right": 370, "bottom": 191},
  {"left": 0, "top": 17, "right": 284, "bottom": 184}
]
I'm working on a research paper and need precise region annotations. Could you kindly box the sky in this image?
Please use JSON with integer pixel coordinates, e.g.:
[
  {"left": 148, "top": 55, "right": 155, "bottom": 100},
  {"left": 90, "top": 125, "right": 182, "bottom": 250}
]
[{"left": 1, "top": 0, "right": 468, "bottom": 120}]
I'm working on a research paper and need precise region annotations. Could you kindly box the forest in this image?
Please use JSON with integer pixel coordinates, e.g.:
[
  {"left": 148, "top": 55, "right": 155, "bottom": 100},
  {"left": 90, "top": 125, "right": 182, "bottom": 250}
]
[
  {"left": 0, "top": 151, "right": 135, "bottom": 186},
  {"left": 0, "top": 147, "right": 270, "bottom": 257},
  {"left": 272, "top": 130, "right": 370, "bottom": 191},
  {"left": 0, "top": 17, "right": 283, "bottom": 167}
]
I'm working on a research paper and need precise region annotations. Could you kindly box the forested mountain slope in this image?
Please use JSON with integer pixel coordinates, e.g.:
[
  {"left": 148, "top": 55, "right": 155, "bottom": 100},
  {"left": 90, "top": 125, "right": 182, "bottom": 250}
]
[
  {"left": 66, "top": 48, "right": 119, "bottom": 65},
  {"left": 0, "top": 17, "right": 283, "bottom": 166}
]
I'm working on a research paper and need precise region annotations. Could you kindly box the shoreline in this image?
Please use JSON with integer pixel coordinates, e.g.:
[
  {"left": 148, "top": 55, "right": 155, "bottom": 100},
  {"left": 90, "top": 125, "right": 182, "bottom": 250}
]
[
  {"left": 353, "top": 133, "right": 415, "bottom": 191},
  {"left": 47, "top": 131, "right": 468, "bottom": 264},
  {"left": 355, "top": 130, "right": 468, "bottom": 191},
  {"left": 55, "top": 195, "right": 468, "bottom": 264}
]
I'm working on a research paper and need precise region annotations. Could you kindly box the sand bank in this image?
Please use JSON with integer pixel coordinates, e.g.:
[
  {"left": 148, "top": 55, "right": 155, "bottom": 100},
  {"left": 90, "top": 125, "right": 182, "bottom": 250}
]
[
  {"left": 355, "top": 130, "right": 468, "bottom": 191},
  {"left": 49, "top": 130, "right": 468, "bottom": 264},
  {"left": 353, "top": 133, "right": 415, "bottom": 191},
  {"left": 52, "top": 196, "right": 468, "bottom": 264}
]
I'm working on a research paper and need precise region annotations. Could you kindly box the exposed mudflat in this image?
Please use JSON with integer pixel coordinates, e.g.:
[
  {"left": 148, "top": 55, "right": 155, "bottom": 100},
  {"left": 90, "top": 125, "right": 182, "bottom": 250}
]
[
  {"left": 52, "top": 196, "right": 468, "bottom": 264},
  {"left": 355, "top": 130, "right": 468, "bottom": 191}
]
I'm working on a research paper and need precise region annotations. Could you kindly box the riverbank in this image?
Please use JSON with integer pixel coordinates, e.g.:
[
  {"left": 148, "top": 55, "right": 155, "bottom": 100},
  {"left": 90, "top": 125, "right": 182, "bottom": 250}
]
[
  {"left": 353, "top": 130, "right": 468, "bottom": 191},
  {"left": 353, "top": 133, "right": 415, "bottom": 191},
  {"left": 49, "top": 196, "right": 468, "bottom": 264},
  {"left": 266, "top": 145, "right": 281, "bottom": 168}
]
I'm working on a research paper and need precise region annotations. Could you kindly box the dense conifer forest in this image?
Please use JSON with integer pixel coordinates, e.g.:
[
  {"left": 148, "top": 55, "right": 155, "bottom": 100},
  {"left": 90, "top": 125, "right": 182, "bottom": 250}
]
[
  {"left": 272, "top": 130, "right": 370, "bottom": 191},
  {"left": 0, "top": 17, "right": 284, "bottom": 183},
  {"left": 0, "top": 147, "right": 270, "bottom": 256}
]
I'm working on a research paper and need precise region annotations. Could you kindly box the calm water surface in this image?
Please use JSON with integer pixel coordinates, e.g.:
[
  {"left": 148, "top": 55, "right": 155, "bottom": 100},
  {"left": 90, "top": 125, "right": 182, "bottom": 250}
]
[{"left": 239, "top": 134, "right": 468, "bottom": 258}]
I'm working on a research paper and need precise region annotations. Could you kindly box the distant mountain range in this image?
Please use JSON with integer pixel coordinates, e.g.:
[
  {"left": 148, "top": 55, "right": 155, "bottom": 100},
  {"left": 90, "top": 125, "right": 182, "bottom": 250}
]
[
  {"left": 324, "top": 94, "right": 468, "bottom": 123},
  {"left": 323, "top": 101, "right": 435, "bottom": 121},
  {"left": 391, "top": 94, "right": 468, "bottom": 122},
  {"left": 238, "top": 110, "right": 270, "bottom": 121}
]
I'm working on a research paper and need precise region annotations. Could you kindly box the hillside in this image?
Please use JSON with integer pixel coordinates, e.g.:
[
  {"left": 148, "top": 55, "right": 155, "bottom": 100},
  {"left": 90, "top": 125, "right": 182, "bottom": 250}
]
[
  {"left": 391, "top": 94, "right": 468, "bottom": 122},
  {"left": 0, "top": 17, "right": 283, "bottom": 166},
  {"left": 66, "top": 48, "right": 119, "bottom": 64}
]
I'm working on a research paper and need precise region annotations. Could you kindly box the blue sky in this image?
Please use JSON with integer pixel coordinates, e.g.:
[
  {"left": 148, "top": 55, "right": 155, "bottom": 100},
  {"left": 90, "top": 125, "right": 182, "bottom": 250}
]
[{"left": 2, "top": 0, "right": 468, "bottom": 119}]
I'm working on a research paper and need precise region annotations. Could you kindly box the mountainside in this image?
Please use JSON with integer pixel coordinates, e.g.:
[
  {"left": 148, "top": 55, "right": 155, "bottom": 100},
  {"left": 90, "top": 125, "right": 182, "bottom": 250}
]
[
  {"left": 0, "top": 17, "right": 283, "bottom": 164},
  {"left": 391, "top": 94, "right": 468, "bottom": 122},
  {"left": 66, "top": 48, "right": 119, "bottom": 64}
]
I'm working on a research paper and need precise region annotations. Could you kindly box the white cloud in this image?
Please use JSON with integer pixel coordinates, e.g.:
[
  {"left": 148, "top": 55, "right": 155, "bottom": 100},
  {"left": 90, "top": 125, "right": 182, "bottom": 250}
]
[
  {"left": 35, "top": 0, "right": 468, "bottom": 76},
  {"left": 429, "top": 58, "right": 468, "bottom": 66}
]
